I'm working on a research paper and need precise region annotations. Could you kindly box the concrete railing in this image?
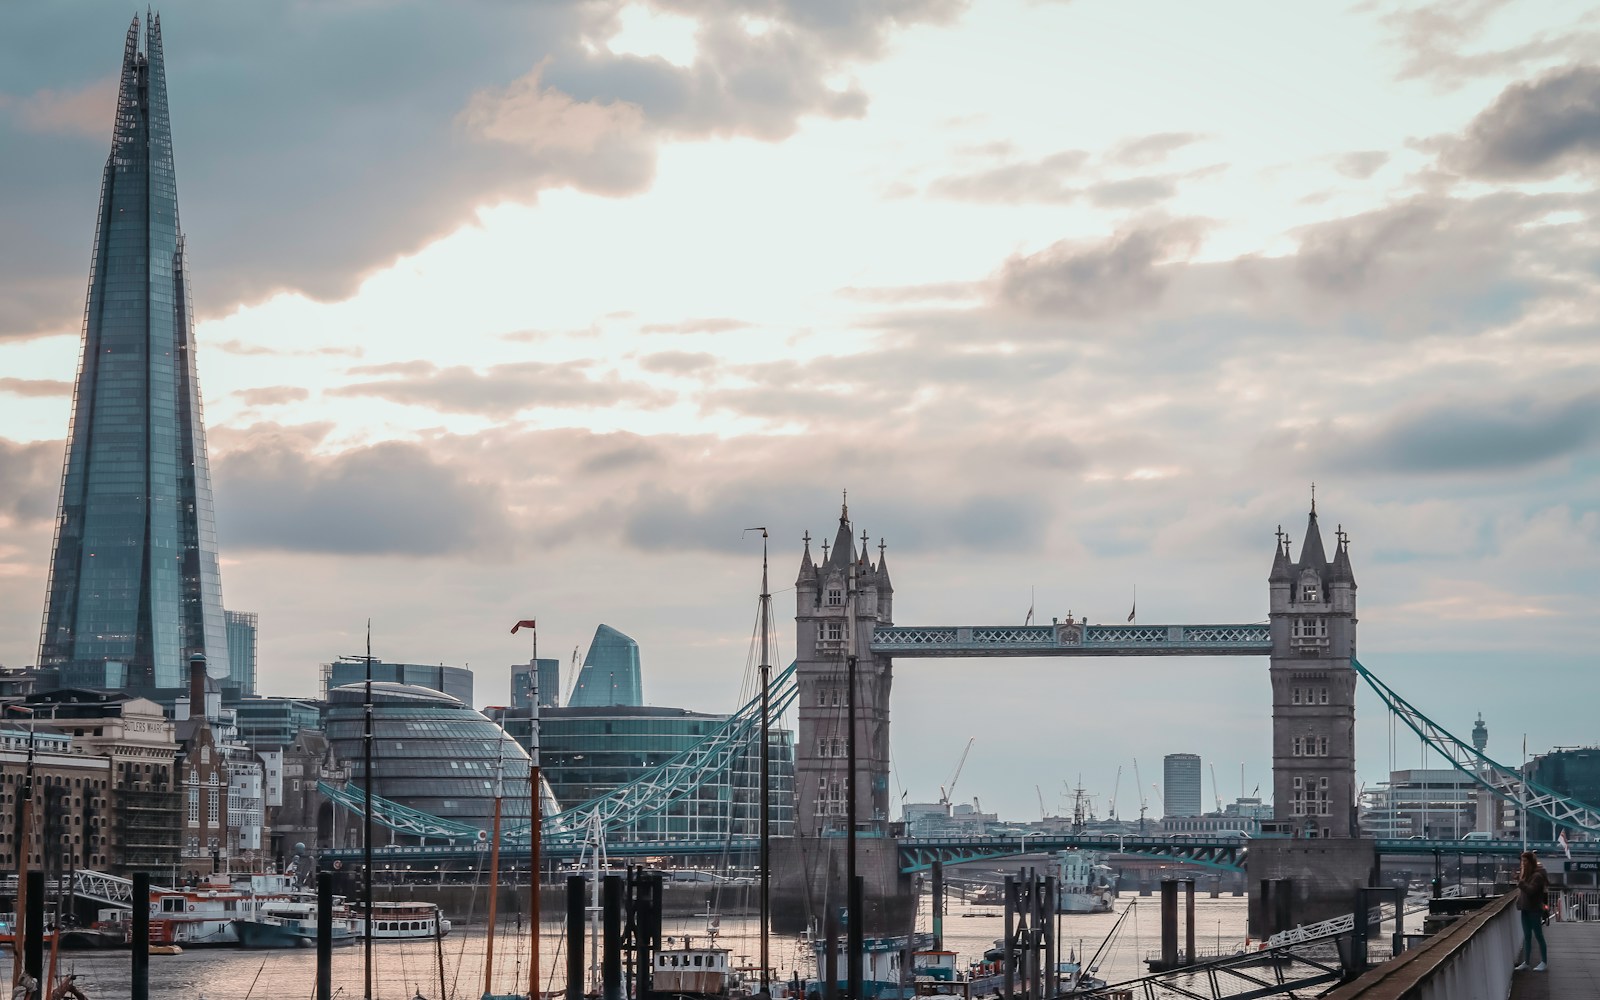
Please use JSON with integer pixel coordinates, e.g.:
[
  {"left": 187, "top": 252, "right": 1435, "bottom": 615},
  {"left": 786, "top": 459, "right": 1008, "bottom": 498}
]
[{"left": 1323, "top": 891, "right": 1517, "bottom": 1000}]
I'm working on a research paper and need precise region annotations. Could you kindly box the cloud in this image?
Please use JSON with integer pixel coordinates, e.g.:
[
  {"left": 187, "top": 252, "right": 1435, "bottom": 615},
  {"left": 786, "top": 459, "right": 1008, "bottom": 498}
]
[
  {"left": 994, "top": 221, "right": 1205, "bottom": 318},
  {"left": 1377, "top": 0, "right": 1595, "bottom": 89},
  {"left": 0, "top": 378, "right": 71, "bottom": 398},
  {"left": 1337, "top": 392, "right": 1600, "bottom": 474},
  {"left": 0, "top": 438, "right": 61, "bottom": 525},
  {"left": 927, "top": 150, "right": 1088, "bottom": 203},
  {"left": 234, "top": 386, "right": 310, "bottom": 406},
  {"left": 620, "top": 483, "right": 1049, "bottom": 556},
  {"left": 638, "top": 317, "right": 750, "bottom": 334},
  {"left": 332, "top": 360, "right": 674, "bottom": 416},
  {"left": 0, "top": 1, "right": 963, "bottom": 338},
  {"left": 1335, "top": 151, "right": 1389, "bottom": 180},
  {"left": 638, "top": 351, "right": 718, "bottom": 375},
  {"left": 1108, "top": 131, "right": 1203, "bottom": 166},
  {"left": 459, "top": 66, "right": 655, "bottom": 196},
  {"left": 1444, "top": 65, "right": 1600, "bottom": 179},
  {"left": 214, "top": 438, "right": 509, "bottom": 556},
  {"left": 0, "top": 75, "right": 115, "bottom": 137}
]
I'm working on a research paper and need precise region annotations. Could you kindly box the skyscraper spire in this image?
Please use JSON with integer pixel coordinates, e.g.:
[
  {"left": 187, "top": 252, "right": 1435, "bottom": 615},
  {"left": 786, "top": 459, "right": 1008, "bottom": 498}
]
[{"left": 39, "top": 14, "right": 228, "bottom": 694}]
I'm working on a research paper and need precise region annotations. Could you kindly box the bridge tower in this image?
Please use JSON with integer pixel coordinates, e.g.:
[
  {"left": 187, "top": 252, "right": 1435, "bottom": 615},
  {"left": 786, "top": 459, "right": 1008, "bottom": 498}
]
[
  {"left": 1268, "top": 502, "right": 1359, "bottom": 837},
  {"left": 793, "top": 499, "right": 894, "bottom": 836}
]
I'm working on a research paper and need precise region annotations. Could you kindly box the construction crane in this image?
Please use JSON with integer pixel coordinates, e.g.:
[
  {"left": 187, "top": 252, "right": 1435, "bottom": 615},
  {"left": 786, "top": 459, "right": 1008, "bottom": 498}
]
[
  {"left": 940, "top": 737, "right": 976, "bottom": 810},
  {"left": 1036, "top": 785, "right": 1047, "bottom": 821},
  {"left": 1109, "top": 765, "right": 1122, "bottom": 821},
  {"left": 1132, "top": 758, "right": 1149, "bottom": 833},
  {"left": 1210, "top": 763, "right": 1224, "bottom": 813}
]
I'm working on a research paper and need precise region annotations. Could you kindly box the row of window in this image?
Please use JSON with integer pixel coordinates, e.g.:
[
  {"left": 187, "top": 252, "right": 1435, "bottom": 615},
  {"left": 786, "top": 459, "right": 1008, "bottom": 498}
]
[
  {"left": 1292, "top": 736, "right": 1330, "bottom": 757},
  {"left": 1290, "top": 687, "right": 1329, "bottom": 705}
]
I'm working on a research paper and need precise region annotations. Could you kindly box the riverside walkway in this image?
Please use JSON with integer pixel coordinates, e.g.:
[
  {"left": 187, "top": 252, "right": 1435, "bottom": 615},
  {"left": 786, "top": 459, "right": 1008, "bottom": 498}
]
[{"left": 1508, "top": 921, "right": 1600, "bottom": 999}]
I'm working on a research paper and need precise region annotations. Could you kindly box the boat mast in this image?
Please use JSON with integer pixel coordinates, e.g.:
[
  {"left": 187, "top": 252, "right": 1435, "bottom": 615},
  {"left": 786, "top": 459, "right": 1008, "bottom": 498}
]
[
  {"left": 756, "top": 528, "right": 772, "bottom": 996},
  {"left": 521, "top": 619, "right": 544, "bottom": 1000},
  {"left": 363, "top": 622, "right": 375, "bottom": 1000},
  {"left": 844, "top": 512, "right": 862, "bottom": 1000},
  {"left": 485, "top": 739, "right": 506, "bottom": 997}
]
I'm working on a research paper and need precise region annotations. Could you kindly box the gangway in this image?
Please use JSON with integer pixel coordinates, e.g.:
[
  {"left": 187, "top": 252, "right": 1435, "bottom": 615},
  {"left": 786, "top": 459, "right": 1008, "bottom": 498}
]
[{"left": 0, "top": 870, "right": 174, "bottom": 909}]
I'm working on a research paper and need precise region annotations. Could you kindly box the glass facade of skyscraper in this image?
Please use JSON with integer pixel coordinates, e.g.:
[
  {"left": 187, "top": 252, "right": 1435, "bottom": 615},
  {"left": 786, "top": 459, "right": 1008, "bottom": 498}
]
[
  {"left": 567, "top": 624, "right": 643, "bottom": 707},
  {"left": 39, "top": 15, "right": 228, "bottom": 694},
  {"left": 540, "top": 705, "right": 795, "bottom": 840},
  {"left": 224, "top": 610, "right": 258, "bottom": 696},
  {"left": 323, "top": 661, "right": 472, "bottom": 705},
  {"left": 511, "top": 658, "right": 561, "bottom": 710}
]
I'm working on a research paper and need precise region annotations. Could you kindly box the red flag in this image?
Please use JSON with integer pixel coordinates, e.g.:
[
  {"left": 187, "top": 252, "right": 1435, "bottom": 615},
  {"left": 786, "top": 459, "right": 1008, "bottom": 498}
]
[{"left": 511, "top": 620, "right": 536, "bottom": 634}]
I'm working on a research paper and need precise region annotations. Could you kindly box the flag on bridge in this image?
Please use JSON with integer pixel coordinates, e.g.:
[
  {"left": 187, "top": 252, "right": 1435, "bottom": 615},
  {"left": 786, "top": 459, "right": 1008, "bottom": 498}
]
[
  {"left": 1127, "top": 587, "right": 1136, "bottom": 623},
  {"left": 511, "top": 619, "right": 536, "bottom": 634},
  {"left": 1560, "top": 831, "right": 1572, "bottom": 859}
]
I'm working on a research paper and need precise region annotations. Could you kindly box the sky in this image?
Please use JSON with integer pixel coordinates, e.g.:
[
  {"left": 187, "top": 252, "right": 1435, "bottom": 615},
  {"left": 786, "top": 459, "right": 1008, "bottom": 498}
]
[{"left": 1, "top": 0, "right": 1598, "bottom": 823}]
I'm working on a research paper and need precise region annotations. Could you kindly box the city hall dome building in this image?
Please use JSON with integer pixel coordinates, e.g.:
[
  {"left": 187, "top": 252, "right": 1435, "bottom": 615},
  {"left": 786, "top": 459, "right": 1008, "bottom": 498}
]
[{"left": 325, "top": 682, "right": 534, "bottom": 832}]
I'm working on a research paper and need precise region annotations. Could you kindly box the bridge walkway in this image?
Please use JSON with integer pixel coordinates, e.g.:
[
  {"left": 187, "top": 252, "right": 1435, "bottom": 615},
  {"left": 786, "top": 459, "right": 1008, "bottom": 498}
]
[{"left": 1509, "top": 922, "right": 1600, "bottom": 1000}]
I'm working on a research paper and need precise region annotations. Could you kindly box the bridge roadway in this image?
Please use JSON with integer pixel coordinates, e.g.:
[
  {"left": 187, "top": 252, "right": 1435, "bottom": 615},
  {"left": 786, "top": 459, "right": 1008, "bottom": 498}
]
[
  {"left": 317, "top": 834, "right": 1589, "bottom": 876},
  {"left": 869, "top": 622, "right": 1272, "bottom": 657}
]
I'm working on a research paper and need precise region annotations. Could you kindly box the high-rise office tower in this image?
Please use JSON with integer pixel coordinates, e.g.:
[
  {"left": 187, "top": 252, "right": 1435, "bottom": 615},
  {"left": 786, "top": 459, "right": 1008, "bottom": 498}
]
[
  {"left": 224, "top": 611, "right": 258, "bottom": 696},
  {"left": 567, "top": 625, "right": 643, "bottom": 707},
  {"left": 1163, "top": 753, "right": 1203, "bottom": 819},
  {"left": 38, "top": 15, "right": 228, "bottom": 694}
]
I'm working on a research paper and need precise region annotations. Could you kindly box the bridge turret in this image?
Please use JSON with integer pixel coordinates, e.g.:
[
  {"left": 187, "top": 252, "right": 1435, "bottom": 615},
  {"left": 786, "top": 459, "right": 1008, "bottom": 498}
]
[
  {"left": 793, "top": 497, "right": 894, "bottom": 836},
  {"left": 1269, "top": 501, "right": 1359, "bottom": 839}
]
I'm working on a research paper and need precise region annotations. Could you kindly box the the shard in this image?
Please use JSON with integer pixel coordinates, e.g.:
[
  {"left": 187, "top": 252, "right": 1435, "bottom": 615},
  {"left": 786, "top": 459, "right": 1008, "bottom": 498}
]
[{"left": 38, "top": 14, "right": 228, "bottom": 695}]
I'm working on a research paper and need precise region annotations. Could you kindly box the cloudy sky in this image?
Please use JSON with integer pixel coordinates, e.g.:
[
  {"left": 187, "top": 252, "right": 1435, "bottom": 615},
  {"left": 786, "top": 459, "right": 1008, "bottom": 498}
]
[{"left": 2, "top": 1, "right": 1598, "bottom": 821}]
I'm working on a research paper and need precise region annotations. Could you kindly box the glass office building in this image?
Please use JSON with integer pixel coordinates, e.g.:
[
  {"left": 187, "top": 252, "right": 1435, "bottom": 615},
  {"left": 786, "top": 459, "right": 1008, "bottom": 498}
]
[
  {"left": 568, "top": 625, "right": 643, "bottom": 707},
  {"left": 511, "top": 658, "right": 561, "bottom": 710},
  {"left": 228, "top": 696, "right": 321, "bottom": 750},
  {"left": 325, "top": 683, "right": 532, "bottom": 831},
  {"left": 540, "top": 705, "right": 794, "bottom": 840},
  {"left": 323, "top": 661, "right": 472, "bottom": 705},
  {"left": 39, "top": 14, "right": 229, "bottom": 695},
  {"left": 224, "top": 611, "right": 258, "bottom": 696}
]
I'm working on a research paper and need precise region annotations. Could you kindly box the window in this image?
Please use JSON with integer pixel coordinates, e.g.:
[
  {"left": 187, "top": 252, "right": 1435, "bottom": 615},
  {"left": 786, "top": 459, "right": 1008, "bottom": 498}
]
[
  {"left": 187, "top": 784, "right": 199, "bottom": 825},
  {"left": 1292, "top": 618, "right": 1328, "bottom": 639},
  {"left": 1291, "top": 688, "right": 1301, "bottom": 705},
  {"left": 1292, "top": 737, "right": 1303, "bottom": 756},
  {"left": 1302, "top": 585, "right": 1319, "bottom": 602},
  {"left": 824, "top": 622, "right": 843, "bottom": 642},
  {"left": 1318, "top": 736, "right": 1329, "bottom": 756},
  {"left": 1292, "top": 777, "right": 1302, "bottom": 789},
  {"left": 826, "top": 588, "right": 843, "bottom": 607},
  {"left": 1319, "top": 687, "right": 1329, "bottom": 705}
]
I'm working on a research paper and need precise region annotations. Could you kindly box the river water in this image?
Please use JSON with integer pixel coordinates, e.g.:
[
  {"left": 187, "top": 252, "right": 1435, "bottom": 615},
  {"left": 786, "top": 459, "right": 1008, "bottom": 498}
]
[{"left": 2, "top": 895, "right": 1254, "bottom": 999}]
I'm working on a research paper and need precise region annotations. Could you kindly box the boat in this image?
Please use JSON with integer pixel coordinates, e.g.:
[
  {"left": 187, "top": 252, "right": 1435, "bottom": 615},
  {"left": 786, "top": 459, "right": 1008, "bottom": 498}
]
[
  {"left": 653, "top": 936, "right": 736, "bottom": 997},
  {"left": 1054, "top": 851, "right": 1116, "bottom": 914},
  {"left": 148, "top": 944, "right": 183, "bottom": 956},
  {"left": 58, "top": 926, "right": 127, "bottom": 950},
  {"left": 235, "top": 899, "right": 355, "bottom": 949},
  {"left": 351, "top": 900, "right": 451, "bottom": 940},
  {"left": 807, "top": 932, "right": 935, "bottom": 999}
]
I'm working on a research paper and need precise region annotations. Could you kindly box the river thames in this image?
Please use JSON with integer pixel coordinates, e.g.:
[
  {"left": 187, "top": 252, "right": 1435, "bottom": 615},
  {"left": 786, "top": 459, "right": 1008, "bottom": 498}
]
[{"left": 0, "top": 894, "right": 1255, "bottom": 1000}]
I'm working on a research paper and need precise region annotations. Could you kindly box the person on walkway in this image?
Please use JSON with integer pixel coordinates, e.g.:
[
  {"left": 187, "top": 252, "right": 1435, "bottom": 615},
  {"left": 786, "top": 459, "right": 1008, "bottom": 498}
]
[{"left": 1515, "top": 850, "right": 1550, "bottom": 971}]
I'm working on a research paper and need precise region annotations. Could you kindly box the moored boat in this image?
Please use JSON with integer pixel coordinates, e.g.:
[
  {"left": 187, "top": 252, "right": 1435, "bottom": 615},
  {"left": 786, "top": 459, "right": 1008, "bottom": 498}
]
[{"left": 351, "top": 900, "right": 451, "bottom": 940}]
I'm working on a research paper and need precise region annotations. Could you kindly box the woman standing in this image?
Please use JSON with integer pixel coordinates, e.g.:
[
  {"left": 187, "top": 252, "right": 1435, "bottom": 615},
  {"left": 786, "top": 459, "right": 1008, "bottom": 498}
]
[{"left": 1514, "top": 850, "right": 1550, "bottom": 972}]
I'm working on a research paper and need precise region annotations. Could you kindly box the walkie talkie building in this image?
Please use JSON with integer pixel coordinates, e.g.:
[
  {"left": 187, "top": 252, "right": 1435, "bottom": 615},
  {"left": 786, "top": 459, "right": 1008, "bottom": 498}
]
[{"left": 38, "top": 14, "right": 228, "bottom": 695}]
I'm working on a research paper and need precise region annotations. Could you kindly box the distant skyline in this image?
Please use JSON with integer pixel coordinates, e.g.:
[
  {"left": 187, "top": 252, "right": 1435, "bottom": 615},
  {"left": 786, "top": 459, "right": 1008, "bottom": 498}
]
[{"left": 2, "top": 2, "right": 1598, "bottom": 822}]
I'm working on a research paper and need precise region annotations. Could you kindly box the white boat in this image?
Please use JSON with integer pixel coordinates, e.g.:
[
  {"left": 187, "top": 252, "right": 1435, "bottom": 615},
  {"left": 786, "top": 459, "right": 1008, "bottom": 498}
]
[
  {"left": 351, "top": 900, "right": 451, "bottom": 940},
  {"left": 1053, "top": 851, "right": 1116, "bottom": 914},
  {"left": 653, "top": 937, "right": 734, "bottom": 997}
]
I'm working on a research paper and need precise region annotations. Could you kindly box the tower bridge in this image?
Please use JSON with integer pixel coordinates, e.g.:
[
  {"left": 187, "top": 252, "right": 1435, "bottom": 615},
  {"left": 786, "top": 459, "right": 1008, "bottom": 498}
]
[{"left": 317, "top": 498, "right": 1600, "bottom": 935}]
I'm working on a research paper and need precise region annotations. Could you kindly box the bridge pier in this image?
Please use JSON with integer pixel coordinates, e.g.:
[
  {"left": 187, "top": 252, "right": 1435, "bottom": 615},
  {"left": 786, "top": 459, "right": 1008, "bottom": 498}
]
[
  {"left": 770, "top": 837, "right": 916, "bottom": 936},
  {"left": 1248, "top": 838, "right": 1378, "bottom": 937}
]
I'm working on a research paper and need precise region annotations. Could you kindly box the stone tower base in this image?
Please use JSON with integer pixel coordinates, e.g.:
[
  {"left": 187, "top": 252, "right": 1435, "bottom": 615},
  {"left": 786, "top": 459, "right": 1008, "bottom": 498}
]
[
  {"left": 770, "top": 836, "right": 917, "bottom": 936},
  {"left": 1247, "top": 838, "right": 1378, "bottom": 937}
]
